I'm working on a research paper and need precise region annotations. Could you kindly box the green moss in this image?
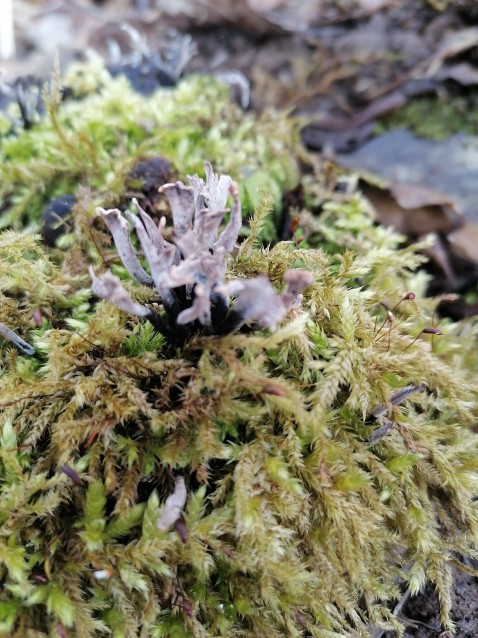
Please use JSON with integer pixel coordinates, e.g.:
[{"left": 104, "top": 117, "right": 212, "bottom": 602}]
[
  {"left": 0, "top": 180, "right": 478, "bottom": 636},
  {"left": 377, "top": 93, "right": 478, "bottom": 140},
  {"left": 1, "top": 61, "right": 478, "bottom": 637},
  {"left": 0, "top": 61, "right": 301, "bottom": 232}
]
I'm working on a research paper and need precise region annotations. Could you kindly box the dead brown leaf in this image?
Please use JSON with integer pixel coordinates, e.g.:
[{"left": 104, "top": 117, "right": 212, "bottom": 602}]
[
  {"left": 422, "top": 233, "right": 457, "bottom": 286},
  {"left": 389, "top": 183, "right": 454, "bottom": 209},
  {"left": 337, "top": 130, "right": 478, "bottom": 223},
  {"left": 356, "top": 0, "right": 395, "bottom": 12},
  {"left": 448, "top": 222, "right": 478, "bottom": 264},
  {"left": 360, "top": 181, "right": 462, "bottom": 236},
  {"left": 425, "top": 27, "right": 478, "bottom": 76},
  {"left": 152, "top": 0, "right": 321, "bottom": 32}
]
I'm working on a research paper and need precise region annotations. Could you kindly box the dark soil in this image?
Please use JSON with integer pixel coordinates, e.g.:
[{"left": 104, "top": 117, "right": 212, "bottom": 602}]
[{"left": 383, "top": 566, "right": 478, "bottom": 637}]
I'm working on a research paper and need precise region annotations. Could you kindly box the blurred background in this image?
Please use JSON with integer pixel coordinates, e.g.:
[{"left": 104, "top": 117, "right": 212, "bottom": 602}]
[
  {"left": 3, "top": 0, "right": 478, "bottom": 317},
  {"left": 2, "top": 1, "right": 478, "bottom": 117}
]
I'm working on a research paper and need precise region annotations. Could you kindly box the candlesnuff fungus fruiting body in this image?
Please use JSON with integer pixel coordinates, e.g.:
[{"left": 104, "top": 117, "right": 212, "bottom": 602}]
[{"left": 91, "top": 162, "right": 313, "bottom": 338}]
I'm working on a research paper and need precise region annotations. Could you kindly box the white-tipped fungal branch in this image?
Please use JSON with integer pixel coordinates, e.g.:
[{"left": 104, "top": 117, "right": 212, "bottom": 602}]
[
  {"left": 96, "top": 208, "right": 153, "bottom": 286},
  {"left": 89, "top": 267, "right": 150, "bottom": 318},
  {"left": 90, "top": 162, "right": 313, "bottom": 337}
]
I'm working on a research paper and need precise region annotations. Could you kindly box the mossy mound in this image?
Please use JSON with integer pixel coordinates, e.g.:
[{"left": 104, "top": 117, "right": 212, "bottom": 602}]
[
  {"left": 1, "top": 62, "right": 478, "bottom": 638},
  {"left": 1, "top": 180, "right": 478, "bottom": 636},
  {"left": 0, "top": 61, "right": 300, "bottom": 236}
]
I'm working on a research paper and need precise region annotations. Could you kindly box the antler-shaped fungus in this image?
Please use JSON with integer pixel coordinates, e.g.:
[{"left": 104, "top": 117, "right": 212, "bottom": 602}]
[{"left": 91, "top": 162, "right": 313, "bottom": 341}]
